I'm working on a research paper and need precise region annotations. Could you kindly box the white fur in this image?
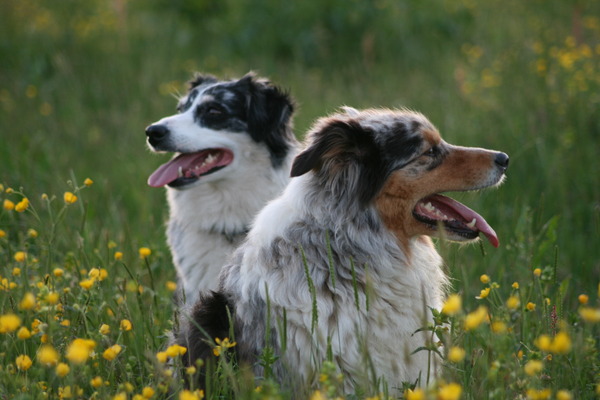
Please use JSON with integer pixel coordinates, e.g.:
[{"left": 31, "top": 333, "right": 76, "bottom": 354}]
[
  {"left": 167, "top": 141, "right": 294, "bottom": 304},
  {"left": 230, "top": 176, "right": 447, "bottom": 392}
]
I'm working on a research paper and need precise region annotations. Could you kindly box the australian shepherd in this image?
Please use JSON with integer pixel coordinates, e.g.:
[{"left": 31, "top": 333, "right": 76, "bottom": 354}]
[
  {"left": 145, "top": 73, "right": 298, "bottom": 305},
  {"left": 177, "top": 107, "right": 509, "bottom": 394}
]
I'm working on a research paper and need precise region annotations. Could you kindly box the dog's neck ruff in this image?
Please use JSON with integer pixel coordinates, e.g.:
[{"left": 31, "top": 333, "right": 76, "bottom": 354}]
[{"left": 210, "top": 225, "right": 250, "bottom": 244}]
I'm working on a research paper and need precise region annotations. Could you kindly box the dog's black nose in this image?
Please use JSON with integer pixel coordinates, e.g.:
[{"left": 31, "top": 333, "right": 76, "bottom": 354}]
[
  {"left": 145, "top": 124, "right": 169, "bottom": 140},
  {"left": 494, "top": 152, "right": 509, "bottom": 170}
]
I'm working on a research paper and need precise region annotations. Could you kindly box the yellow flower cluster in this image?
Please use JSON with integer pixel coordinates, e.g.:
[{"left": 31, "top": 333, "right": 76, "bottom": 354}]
[{"left": 534, "top": 331, "right": 572, "bottom": 354}]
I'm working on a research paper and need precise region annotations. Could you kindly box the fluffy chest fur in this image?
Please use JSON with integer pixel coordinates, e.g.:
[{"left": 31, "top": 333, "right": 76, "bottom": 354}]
[
  {"left": 221, "top": 177, "right": 447, "bottom": 392},
  {"left": 167, "top": 144, "right": 293, "bottom": 304}
]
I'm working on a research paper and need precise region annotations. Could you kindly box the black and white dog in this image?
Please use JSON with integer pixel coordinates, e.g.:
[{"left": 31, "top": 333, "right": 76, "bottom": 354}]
[
  {"left": 177, "top": 107, "right": 509, "bottom": 394},
  {"left": 146, "top": 73, "right": 298, "bottom": 305}
]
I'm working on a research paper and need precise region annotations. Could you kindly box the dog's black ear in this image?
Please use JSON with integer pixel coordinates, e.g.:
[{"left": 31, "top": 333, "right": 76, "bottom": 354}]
[
  {"left": 291, "top": 120, "right": 384, "bottom": 205},
  {"left": 188, "top": 73, "right": 218, "bottom": 90},
  {"left": 240, "top": 74, "right": 296, "bottom": 167}
]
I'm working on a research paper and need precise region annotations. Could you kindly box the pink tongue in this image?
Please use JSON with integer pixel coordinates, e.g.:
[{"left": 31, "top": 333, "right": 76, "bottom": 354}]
[
  {"left": 147, "top": 150, "right": 232, "bottom": 187},
  {"left": 425, "top": 194, "right": 499, "bottom": 247}
]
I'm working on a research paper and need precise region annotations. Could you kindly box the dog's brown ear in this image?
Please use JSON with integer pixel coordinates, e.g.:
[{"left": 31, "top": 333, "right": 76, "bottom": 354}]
[
  {"left": 291, "top": 120, "right": 377, "bottom": 177},
  {"left": 291, "top": 119, "right": 385, "bottom": 205}
]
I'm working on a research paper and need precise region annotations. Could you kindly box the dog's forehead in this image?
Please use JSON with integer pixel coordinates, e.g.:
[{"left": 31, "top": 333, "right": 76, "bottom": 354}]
[
  {"left": 179, "top": 80, "right": 244, "bottom": 110},
  {"left": 357, "top": 111, "right": 439, "bottom": 144}
]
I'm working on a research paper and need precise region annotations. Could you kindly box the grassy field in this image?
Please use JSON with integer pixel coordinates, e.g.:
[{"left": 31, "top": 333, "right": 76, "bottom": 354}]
[{"left": 1, "top": 0, "right": 599, "bottom": 398}]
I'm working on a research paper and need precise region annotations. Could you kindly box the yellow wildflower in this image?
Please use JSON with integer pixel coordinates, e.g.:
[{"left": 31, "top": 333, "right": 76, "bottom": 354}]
[
  {"left": 533, "top": 268, "right": 542, "bottom": 277},
  {"left": 12, "top": 267, "right": 21, "bottom": 276},
  {"left": 103, "top": 344, "right": 122, "bottom": 361},
  {"left": 556, "top": 390, "right": 572, "bottom": 400},
  {"left": 99, "top": 323, "right": 111, "bottom": 335},
  {"left": 479, "top": 274, "right": 490, "bottom": 284},
  {"left": 90, "top": 376, "right": 103, "bottom": 388},
  {"left": 526, "top": 302, "right": 536, "bottom": 311},
  {"left": 437, "top": 382, "right": 462, "bottom": 400},
  {"left": 550, "top": 331, "right": 571, "bottom": 354},
  {"left": 213, "top": 337, "right": 237, "bottom": 356},
  {"left": 512, "top": 282, "right": 519, "bottom": 289},
  {"left": 142, "top": 387, "right": 155, "bottom": 398},
  {"left": 27, "top": 228, "right": 38, "bottom": 238},
  {"left": 120, "top": 319, "right": 132, "bottom": 331},
  {"left": 524, "top": 360, "right": 543, "bottom": 376},
  {"left": 63, "top": 192, "right": 78, "bottom": 204},
  {"left": 447, "top": 346, "right": 466, "bottom": 363},
  {"left": 89, "top": 268, "right": 100, "bottom": 279},
  {"left": 84, "top": 178, "right": 94, "bottom": 186},
  {"left": 17, "top": 327, "right": 32, "bottom": 340},
  {"left": 506, "top": 296, "right": 520, "bottom": 310},
  {"left": 186, "top": 366, "right": 197, "bottom": 375},
  {"left": 53, "top": 268, "right": 64, "bottom": 277},
  {"left": 139, "top": 247, "right": 152, "bottom": 259},
  {"left": 16, "top": 354, "right": 33, "bottom": 371},
  {"left": 166, "top": 344, "right": 187, "bottom": 358},
  {"left": 37, "top": 345, "right": 60, "bottom": 367},
  {"left": 60, "top": 319, "right": 70, "bottom": 327},
  {"left": 535, "top": 334, "right": 552, "bottom": 352},
  {"left": 166, "top": 281, "right": 177, "bottom": 292},
  {"left": 79, "top": 278, "right": 95, "bottom": 290},
  {"left": 114, "top": 251, "right": 124, "bottom": 260},
  {"left": 441, "top": 294, "right": 462, "bottom": 316},
  {"left": 156, "top": 351, "right": 168, "bottom": 363},
  {"left": 3, "top": 199, "right": 15, "bottom": 211},
  {"left": 476, "top": 287, "right": 491, "bottom": 299},
  {"left": 46, "top": 292, "right": 60, "bottom": 305},
  {"left": 0, "top": 229, "right": 6, "bottom": 238},
  {"left": 579, "top": 307, "right": 600, "bottom": 323},
  {"left": 65, "top": 338, "right": 96, "bottom": 364},
  {"left": 464, "top": 306, "right": 488, "bottom": 331},
  {"left": 404, "top": 388, "right": 425, "bottom": 400},
  {"left": 578, "top": 294, "right": 589, "bottom": 305},
  {"left": 179, "top": 390, "right": 204, "bottom": 400},
  {"left": 19, "top": 292, "right": 36, "bottom": 310},
  {"left": 14, "top": 251, "right": 26, "bottom": 262},
  {"left": 526, "top": 388, "right": 551, "bottom": 400},
  {"left": 55, "top": 362, "right": 70, "bottom": 377},
  {"left": 15, "top": 198, "right": 29, "bottom": 212},
  {"left": 114, "top": 393, "right": 127, "bottom": 400},
  {"left": 491, "top": 321, "right": 507, "bottom": 334}
]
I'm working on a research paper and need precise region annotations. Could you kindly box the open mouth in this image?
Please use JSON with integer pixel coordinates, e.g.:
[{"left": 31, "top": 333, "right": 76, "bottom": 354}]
[
  {"left": 147, "top": 149, "right": 234, "bottom": 188},
  {"left": 412, "top": 194, "right": 499, "bottom": 247}
]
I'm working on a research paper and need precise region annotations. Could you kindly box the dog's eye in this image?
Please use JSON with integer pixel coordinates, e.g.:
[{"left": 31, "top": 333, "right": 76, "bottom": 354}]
[
  {"left": 206, "top": 107, "right": 223, "bottom": 116},
  {"left": 424, "top": 146, "right": 439, "bottom": 157}
]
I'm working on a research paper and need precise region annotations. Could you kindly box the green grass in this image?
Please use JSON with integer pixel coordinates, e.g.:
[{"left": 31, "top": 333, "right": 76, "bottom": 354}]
[{"left": 1, "top": 0, "right": 599, "bottom": 398}]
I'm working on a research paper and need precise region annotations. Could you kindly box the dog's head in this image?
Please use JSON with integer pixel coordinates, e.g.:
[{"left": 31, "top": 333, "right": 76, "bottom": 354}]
[
  {"left": 146, "top": 73, "right": 295, "bottom": 189},
  {"left": 291, "top": 107, "right": 509, "bottom": 247}
]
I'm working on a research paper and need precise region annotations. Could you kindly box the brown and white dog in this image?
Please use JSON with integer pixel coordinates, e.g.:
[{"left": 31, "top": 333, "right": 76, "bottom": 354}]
[{"left": 177, "top": 107, "right": 509, "bottom": 394}]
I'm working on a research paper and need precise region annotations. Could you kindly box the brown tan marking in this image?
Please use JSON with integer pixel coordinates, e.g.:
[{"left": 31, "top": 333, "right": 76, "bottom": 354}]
[{"left": 375, "top": 141, "right": 501, "bottom": 252}]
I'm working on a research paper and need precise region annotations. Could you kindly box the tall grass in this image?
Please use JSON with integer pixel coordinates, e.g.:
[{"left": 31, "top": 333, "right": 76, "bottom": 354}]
[{"left": 1, "top": 0, "right": 599, "bottom": 398}]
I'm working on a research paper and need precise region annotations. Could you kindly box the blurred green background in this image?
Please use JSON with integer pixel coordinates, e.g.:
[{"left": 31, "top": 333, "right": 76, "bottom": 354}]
[{"left": 1, "top": 0, "right": 599, "bottom": 299}]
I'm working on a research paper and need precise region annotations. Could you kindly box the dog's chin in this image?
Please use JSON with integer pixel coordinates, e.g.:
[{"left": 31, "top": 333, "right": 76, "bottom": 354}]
[
  {"left": 413, "top": 215, "right": 481, "bottom": 243},
  {"left": 166, "top": 165, "right": 229, "bottom": 190},
  {"left": 411, "top": 193, "right": 499, "bottom": 247}
]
